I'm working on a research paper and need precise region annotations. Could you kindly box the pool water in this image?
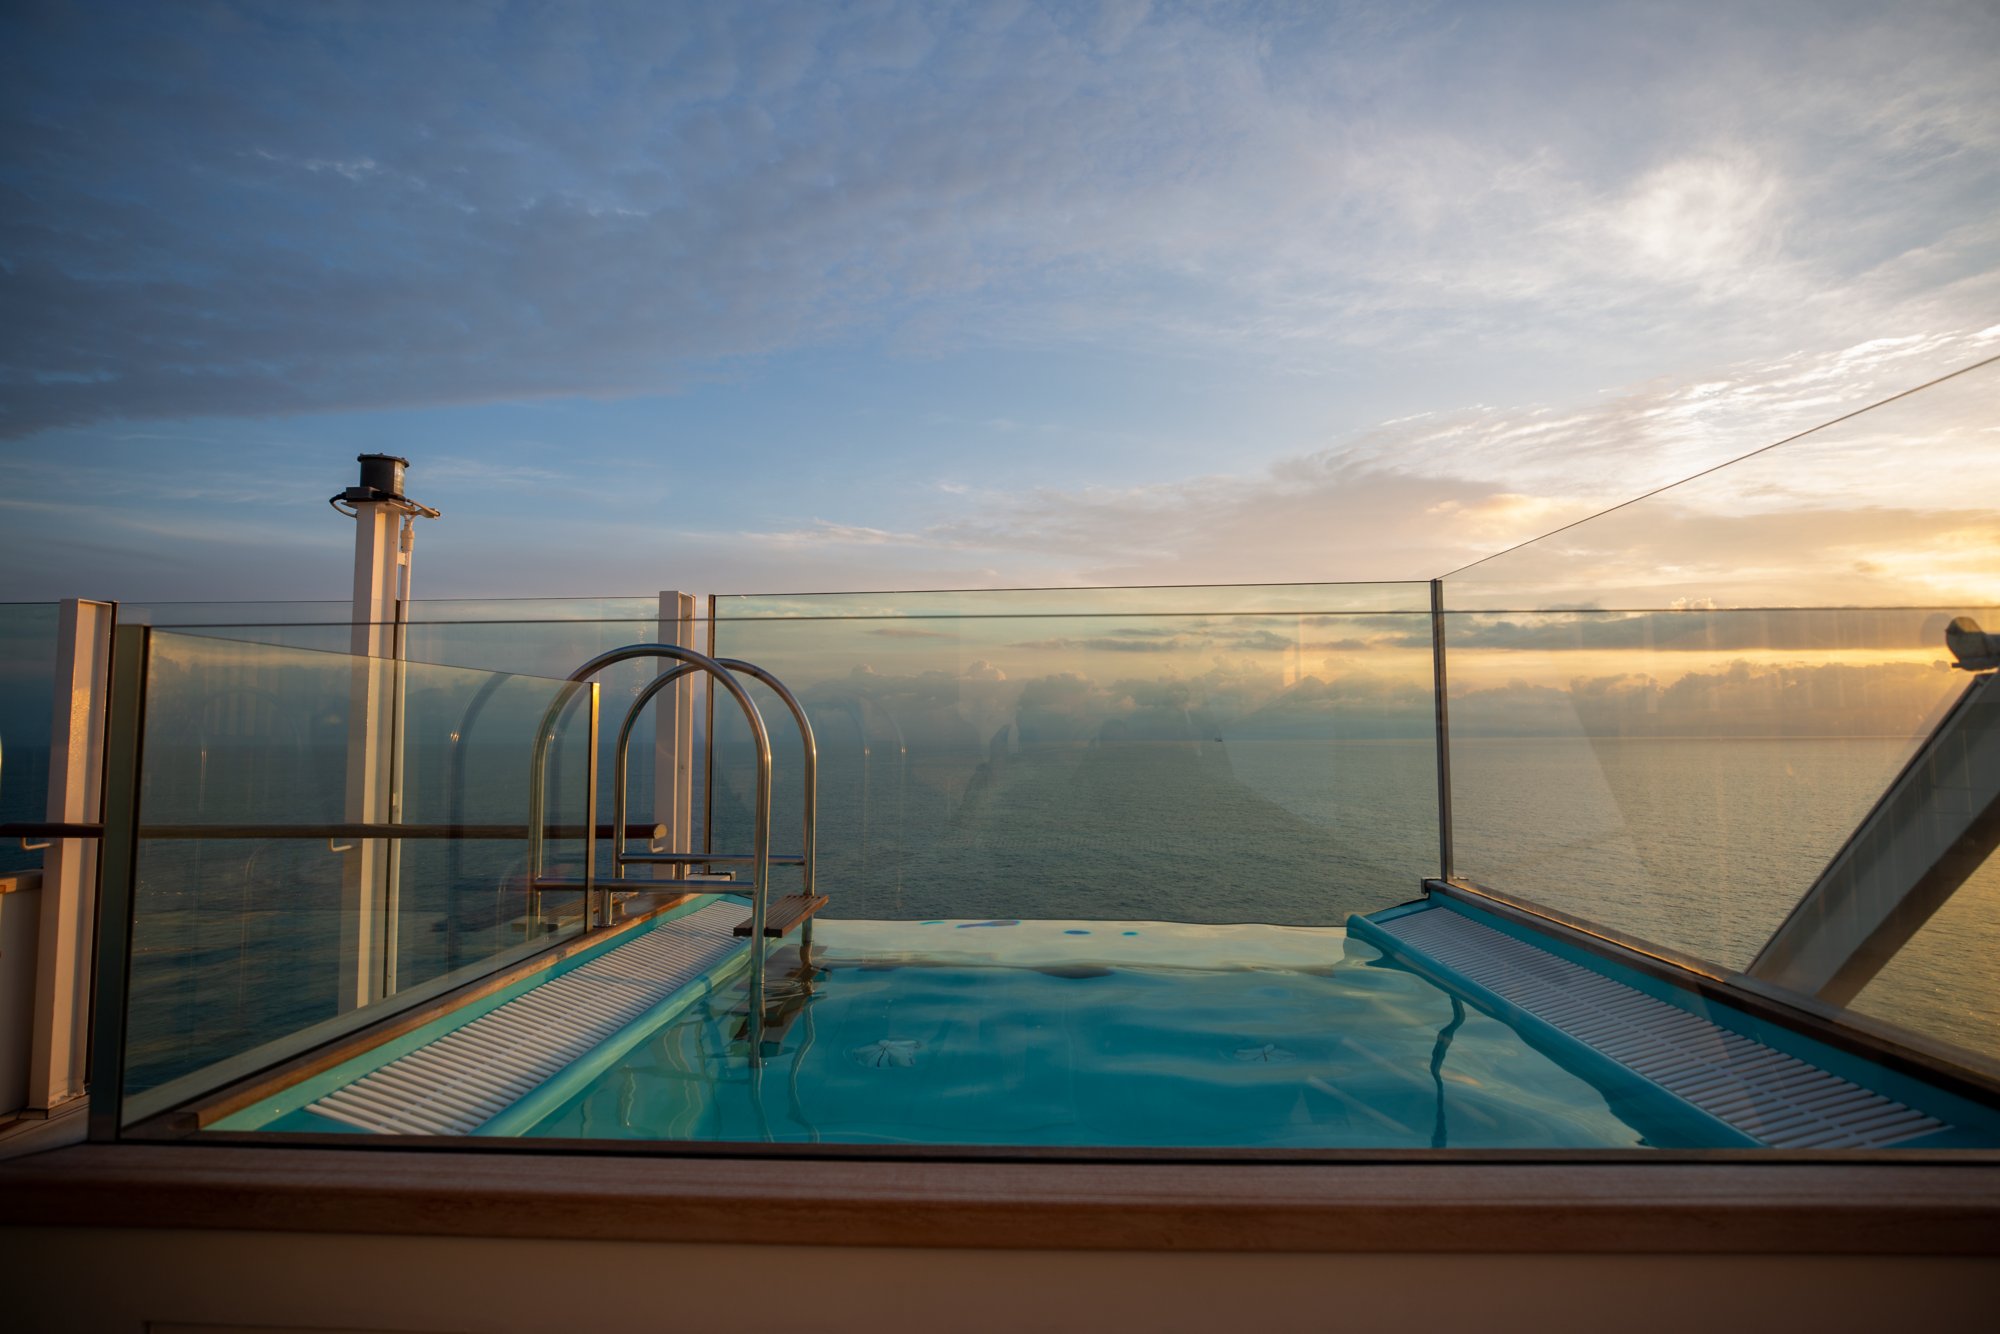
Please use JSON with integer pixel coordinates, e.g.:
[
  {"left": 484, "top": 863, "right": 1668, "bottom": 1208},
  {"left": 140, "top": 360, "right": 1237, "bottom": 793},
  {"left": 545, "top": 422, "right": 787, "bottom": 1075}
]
[{"left": 524, "top": 919, "right": 1668, "bottom": 1148}]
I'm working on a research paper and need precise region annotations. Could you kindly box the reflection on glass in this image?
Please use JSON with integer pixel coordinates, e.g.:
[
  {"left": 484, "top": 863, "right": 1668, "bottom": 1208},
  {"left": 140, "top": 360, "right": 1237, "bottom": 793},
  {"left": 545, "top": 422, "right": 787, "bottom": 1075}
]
[
  {"left": 0, "top": 603, "right": 60, "bottom": 875},
  {"left": 712, "top": 587, "right": 1438, "bottom": 924},
  {"left": 1851, "top": 849, "right": 2000, "bottom": 1065},
  {"left": 1445, "top": 607, "right": 1982, "bottom": 968},
  {"left": 123, "top": 632, "right": 591, "bottom": 1112}
]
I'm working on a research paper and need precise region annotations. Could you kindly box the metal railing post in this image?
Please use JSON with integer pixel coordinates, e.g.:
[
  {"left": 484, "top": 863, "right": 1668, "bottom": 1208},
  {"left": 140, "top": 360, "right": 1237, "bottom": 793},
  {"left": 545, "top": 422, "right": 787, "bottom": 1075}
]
[
  {"left": 86, "top": 624, "right": 149, "bottom": 1143},
  {"left": 584, "top": 681, "right": 600, "bottom": 927},
  {"left": 654, "top": 592, "right": 698, "bottom": 878},
  {"left": 1431, "top": 578, "right": 1454, "bottom": 885},
  {"left": 703, "top": 595, "right": 718, "bottom": 867}
]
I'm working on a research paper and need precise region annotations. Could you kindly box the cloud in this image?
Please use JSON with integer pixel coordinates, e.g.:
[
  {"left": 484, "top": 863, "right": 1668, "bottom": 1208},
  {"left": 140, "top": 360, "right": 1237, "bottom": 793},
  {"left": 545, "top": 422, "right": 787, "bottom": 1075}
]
[
  {"left": 3, "top": 1, "right": 1997, "bottom": 438},
  {"left": 744, "top": 522, "right": 926, "bottom": 549},
  {"left": 1438, "top": 608, "right": 1976, "bottom": 653},
  {"left": 1011, "top": 635, "right": 1195, "bottom": 654},
  {"left": 899, "top": 336, "right": 2000, "bottom": 594}
]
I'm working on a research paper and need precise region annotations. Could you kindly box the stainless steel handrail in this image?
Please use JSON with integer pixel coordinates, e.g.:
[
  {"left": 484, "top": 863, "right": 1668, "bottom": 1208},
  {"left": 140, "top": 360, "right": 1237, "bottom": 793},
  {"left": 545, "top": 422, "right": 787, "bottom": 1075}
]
[
  {"left": 715, "top": 657, "right": 819, "bottom": 906},
  {"left": 608, "top": 656, "right": 820, "bottom": 943},
  {"left": 609, "top": 661, "right": 697, "bottom": 885},
  {"left": 527, "top": 642, "right": 776, "bottom": 1063}
]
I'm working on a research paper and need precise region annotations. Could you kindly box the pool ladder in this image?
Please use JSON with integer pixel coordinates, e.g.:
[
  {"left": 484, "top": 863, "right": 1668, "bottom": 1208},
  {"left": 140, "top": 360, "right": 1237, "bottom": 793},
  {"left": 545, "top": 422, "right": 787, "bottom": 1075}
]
[{"left": 525, "top": 643, "right": 826, "bottom": 1065}]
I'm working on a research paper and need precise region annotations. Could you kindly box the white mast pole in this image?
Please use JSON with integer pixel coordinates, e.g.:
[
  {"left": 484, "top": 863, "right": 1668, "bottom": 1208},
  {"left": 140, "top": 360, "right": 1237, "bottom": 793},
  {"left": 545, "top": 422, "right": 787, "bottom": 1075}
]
[{"left": 333, "top": 455, "right": 436, "bottom": 1010}]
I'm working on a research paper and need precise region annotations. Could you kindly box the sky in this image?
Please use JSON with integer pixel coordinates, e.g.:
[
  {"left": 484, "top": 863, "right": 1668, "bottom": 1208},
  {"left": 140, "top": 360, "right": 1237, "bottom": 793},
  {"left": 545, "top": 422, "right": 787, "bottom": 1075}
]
[{"left": 2, "top": 0, "right": 1997, "bottom": 603}]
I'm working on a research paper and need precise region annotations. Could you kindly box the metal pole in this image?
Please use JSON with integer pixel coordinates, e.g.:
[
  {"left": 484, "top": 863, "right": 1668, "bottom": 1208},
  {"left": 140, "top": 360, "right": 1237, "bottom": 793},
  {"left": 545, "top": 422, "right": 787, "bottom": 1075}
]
[
  {"left": 703, "top": 595, "right": 718, "bottom": 868},
  {"left": 381, "top": 513, "right": 414, "bottom": 993},
  {"left": 584, "top": 682, "right": 600, "bottom": 928},
  {"left": 617, "top": 665, "right": 698, "bottom": 882},
  {"left": 1430, "top": 578, "right": 1454, "bottom": 885},
  {"left": 654, "top": 592, "right": 698, "bottom": 876},
  {"left": 86, "top": 624, "right": 149, "bottom": 1143},
  {"left": 340, "top": 499, "right": 399, "bottom": 1008}
]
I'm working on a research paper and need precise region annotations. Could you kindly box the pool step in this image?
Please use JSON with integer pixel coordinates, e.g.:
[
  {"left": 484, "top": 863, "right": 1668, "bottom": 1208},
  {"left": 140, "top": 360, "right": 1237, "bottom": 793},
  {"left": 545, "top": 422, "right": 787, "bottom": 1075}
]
[
  {"left": 1366, "top": 904, "right": 1947, "bottom": 1149},
  {"left": 306, "top": 901, "right": 746, "bottom": 1135},
  {"left": 735, "top": 893, "right": 828, "bottom": 938}
]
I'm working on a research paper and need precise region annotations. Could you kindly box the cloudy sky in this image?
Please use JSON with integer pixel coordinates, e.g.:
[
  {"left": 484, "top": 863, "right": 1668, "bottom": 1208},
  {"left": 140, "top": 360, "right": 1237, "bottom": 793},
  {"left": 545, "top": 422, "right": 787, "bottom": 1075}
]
[{"left": 2, "top": 0, "right": 1996, "bottom": 602}]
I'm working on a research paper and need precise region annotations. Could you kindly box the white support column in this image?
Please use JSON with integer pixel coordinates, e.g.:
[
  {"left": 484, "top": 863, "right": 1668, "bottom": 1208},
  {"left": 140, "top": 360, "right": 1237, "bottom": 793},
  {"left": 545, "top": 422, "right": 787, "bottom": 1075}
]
[
  {"left": 27, "top": 598, "right": 114, "bottom": 1112},
  {"left": 338, "top": 503, "right": 402, "bottom": 1010},
  {"left": 653, "top": 591, "right": 699, "bottom": 869}
]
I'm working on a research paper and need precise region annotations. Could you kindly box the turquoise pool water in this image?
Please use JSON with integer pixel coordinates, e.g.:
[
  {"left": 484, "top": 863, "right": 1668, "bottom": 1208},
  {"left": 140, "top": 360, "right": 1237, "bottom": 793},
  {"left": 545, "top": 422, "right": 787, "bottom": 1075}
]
[{"left": 523, "top": 918, "right": 1669, "bottom": 1148}]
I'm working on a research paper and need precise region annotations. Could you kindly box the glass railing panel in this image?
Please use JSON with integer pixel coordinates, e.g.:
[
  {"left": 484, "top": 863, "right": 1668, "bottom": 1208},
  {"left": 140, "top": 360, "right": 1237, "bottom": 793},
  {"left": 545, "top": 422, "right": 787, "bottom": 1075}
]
[
  {"left": 129, "top": 601, "right": 706, "bottom": 878},
  {"left": 1443, "top": 606, "right": 1984, "bottom": 968},
  {"left": 1848, "top": 846, "right": 2000, "bottom": 1068},
  {"left": 711, "top": 586, "right": 1437, "bottom": 924},
  {"left": 1441, "top": 355, "right": 2000, "bottom": 1066},
  {"left": 1444, "top": 356, "right": 1998, "bottom": 612},
  {"left": 0, "top": 603, "right": 61, "bottom": 876},
  {"left": 121, "top": 631, "right": 591, "bottom": 1119}
]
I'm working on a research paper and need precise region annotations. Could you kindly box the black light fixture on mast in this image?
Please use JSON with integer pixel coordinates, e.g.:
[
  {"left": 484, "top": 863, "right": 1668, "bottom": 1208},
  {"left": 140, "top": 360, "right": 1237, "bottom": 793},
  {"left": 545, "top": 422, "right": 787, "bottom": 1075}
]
[{"left": 329, "top": 453, "right": 442, "bottom": 519}]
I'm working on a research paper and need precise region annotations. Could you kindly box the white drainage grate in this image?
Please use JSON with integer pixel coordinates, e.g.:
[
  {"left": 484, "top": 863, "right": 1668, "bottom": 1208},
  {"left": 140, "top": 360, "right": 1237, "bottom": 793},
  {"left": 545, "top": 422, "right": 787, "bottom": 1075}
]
[
  {"left": 309, "top": 902, "right": 745, "bottom": 1135},
  {"left": 1375, "top": 907, "right": 1945, "bottom": 1149}
]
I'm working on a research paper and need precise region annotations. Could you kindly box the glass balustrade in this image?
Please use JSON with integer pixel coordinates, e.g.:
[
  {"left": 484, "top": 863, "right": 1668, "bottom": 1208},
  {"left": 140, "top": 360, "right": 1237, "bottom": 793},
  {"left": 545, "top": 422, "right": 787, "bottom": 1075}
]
[
  {"left": 1441, "top": 356, "right": 2000, "bottom": 1066},
  {"left": 15, "top": 360, "right": 1993, "bottom": 1146},
  {"left": 116, "top": 630, "right": 594, "bottom": 1123},
  {"left": 710, "top": 583, "right": 1439, "bottom": 924}
]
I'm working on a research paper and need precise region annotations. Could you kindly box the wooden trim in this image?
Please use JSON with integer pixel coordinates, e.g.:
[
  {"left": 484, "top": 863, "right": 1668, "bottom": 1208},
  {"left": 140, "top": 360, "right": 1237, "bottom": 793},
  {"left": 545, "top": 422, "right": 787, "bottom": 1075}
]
[
  {"left": 0, "top": 870, "right": 43, "bottom": 896},
  {"left": 3, "top": 1144, "right": 1997, "bottom": 1254},
  {"left": 126, "top": 893, "right": 697, "bottom": 1135}
]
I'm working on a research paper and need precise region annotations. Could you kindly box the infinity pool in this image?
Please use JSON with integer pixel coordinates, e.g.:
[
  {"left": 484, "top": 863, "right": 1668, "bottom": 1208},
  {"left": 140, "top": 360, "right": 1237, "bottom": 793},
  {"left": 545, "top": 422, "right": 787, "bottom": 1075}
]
[{"left": 522, "top": 918, "right": 1670, "bottom": 1148}]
